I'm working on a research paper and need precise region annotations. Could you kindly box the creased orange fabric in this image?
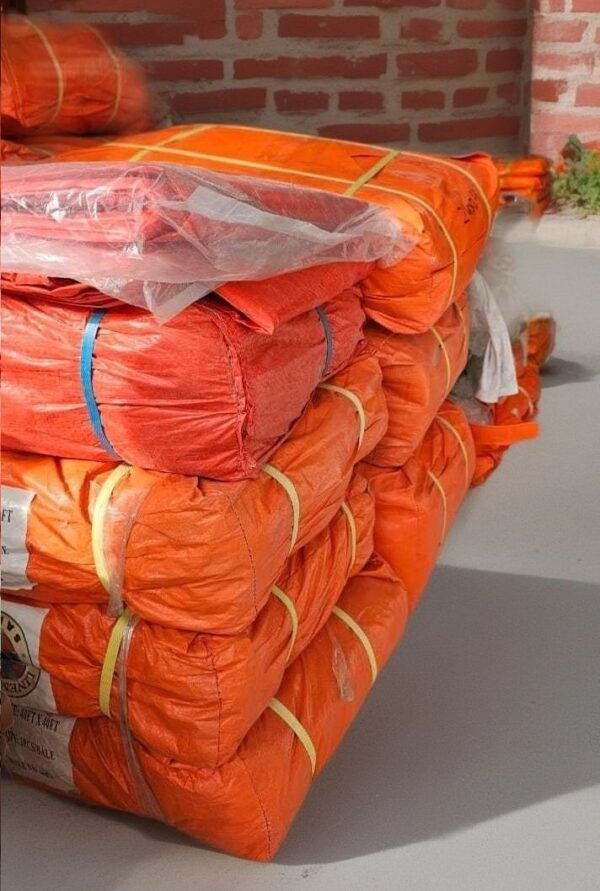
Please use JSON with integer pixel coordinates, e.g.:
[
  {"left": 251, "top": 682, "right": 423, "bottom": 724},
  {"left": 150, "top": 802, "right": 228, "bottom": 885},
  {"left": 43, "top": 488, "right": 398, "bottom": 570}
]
[
  {"left": 1, "top": 352, "right": 387, "bottom": 632},
  {"left": 52, "top": 124, "right": 499, "bottom": 333},
  {"left": 2, "top": 473, "right": 373, "bottom": 769},
  {"left": 2, "top": 290, "right": 364, "bottom": 478},
  {"left": 5, "top": 556, "right": 409, "bottom": 861},
  {"left": 469, "top": 316, "right": 555, "bottom": 485},
  {"left": 361, "top": 401, "right": 475, "bottom": 609},
  {"left": 365, "top": 292, "right": 469, "bottom": 467},
  {"left": 1, "top": 16, "right": 152, "bottom": 137}
]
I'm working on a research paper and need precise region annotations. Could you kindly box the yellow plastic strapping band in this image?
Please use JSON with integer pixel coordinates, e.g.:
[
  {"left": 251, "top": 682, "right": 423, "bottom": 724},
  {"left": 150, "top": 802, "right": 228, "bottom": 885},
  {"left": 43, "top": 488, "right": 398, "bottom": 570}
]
[
  {"left": 91, "top": 464, "right": 131, "bottom": 594},
  {"left": 332, "top": 605, "right": 378, "bottom": 684},
  {"left": 269, "top": 697, "right": 317, "bottom": 775},
  {"left": 126, "top": 125, "right": 214, "bottom": 162},
  {"left": 430, "top": 326, "right": 452, "bottom": 393},
  {"left": 427, "top": 469, "right": 448, "bottom": 543},
  {"left": 27, "top": 18, "right": 65, "bottom": 127},
  {"left": 263, "top": 464, "right": 300, "bottom": 552},
  {"left": 344, "top": 149, "right": 399, "bottom": 197},
  {"left": 318, "top": 383, "right": 365, "bottom": 448},
  {"left": 93, "top": 29, "right": 123, "bottom": 129},
  {"left": 271, "top": 585, "right": 299, "bottom": 662},
  {"left": 98, "top": 607, "right": 134, "bottom": 718},
  {"left": 435, "top": 414, "right": 471, "bottom": 488},
  {"left": 340, "top": 501, "right": 357, "bottom": 568},
  {"left": 519, "top": 385, "right": 535, "bottom": 416}
]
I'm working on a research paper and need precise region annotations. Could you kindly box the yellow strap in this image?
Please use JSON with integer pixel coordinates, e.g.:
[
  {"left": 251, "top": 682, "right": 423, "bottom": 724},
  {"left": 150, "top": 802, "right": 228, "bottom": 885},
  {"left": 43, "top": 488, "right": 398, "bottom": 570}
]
[
  {"left": 427, "top": 470, "right": 448, "bottom": 543},
  {"left": 318, "top": 383, "right": 365, "bottom": 448},
  {"left": 269, "top": 697, "right": 317, "bottom": 775},
  {"left": 344, "top": 149, "right": 399, "bottom": 197},
  {"left": 91, "top": 464, "right": 131, "bottom": 594},
  {"left": 340, "top": 501, "right": 357, "bottom": 567},
  {"left": 127, "top": 125, "right": 213, "bottom": 162},
  {"left": 98, "top": 607, "right": 133, "bottom": 718},
  {"left": 271, "top": 585, "right": 299, "bottom": 662},
  {"left": 398, "top": 150, "right": 493, "bottom": 230},
  {"left": 430, "top": 326, "right": 452, "bottom": 393},
  {"left": 93, "top": 28, "right": 122, "bottom": 129},
  {"left": 332, "top": 605, "right": 378, "bottom": 684},
  {"left": 519, "top": 385, "right": 535, "bottom": 416},
  {"left": 27, "top": 18, "right": 64, "bottom": 127},
  {"left": 263, "top": 464, "right": 300, "bottom": 552},
  {"left": 436, "top": 414, "right": 471, "bottom": 488}
]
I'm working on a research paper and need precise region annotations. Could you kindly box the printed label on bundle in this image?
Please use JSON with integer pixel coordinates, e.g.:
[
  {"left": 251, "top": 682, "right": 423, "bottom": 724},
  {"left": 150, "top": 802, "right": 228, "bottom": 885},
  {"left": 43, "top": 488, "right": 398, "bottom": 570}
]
[
  {"left": 1, "top": 486, "right": 35, "bottom": 590},
  {"left": 5, "top": 703, "right": 76, "bottom": 793},
  {"left": 1, "top": 603, "right": 56, "bottom": 711}
]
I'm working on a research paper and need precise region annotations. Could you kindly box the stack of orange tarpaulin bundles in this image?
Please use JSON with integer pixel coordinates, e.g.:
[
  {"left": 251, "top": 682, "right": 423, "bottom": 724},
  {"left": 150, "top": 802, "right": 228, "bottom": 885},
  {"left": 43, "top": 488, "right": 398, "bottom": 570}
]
[
  {"left": 494, "top": 155, "right": 553, "bottom": 217},
  {"left": 2, "top": 123, "right": 505, "bottom": 859}
]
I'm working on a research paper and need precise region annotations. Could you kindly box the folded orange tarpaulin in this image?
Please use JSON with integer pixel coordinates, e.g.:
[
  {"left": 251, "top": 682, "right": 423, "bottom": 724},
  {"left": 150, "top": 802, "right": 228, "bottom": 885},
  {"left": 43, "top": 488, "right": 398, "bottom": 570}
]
[
  {"left": 1, "top": 16, "right": 152, "bottom": 137},
  {"left": 1, "top": 135, "right": 109, "bottom": 163},
  {"left": 4, "top": 556, "right": 409, "bottom": 861},
  {"left": 494, "top": 155, "right": 551, "bottom": 178},
  {"left": 469, "top": 316, "right": 556, "bottom": 485},
  {"left": 499, "top": 174, "right": 551, "bottom": 194},
  {"left": 2, "top": 473, "right": 373, "bottom": 769},
  {"left": 361, "top": 401, "right": 475, "bottom": 609},
  {"left": 49, "top": 123, "right": 500, "bottom": 333},
  {"left": 2, "top": 289, "right": 364, "bottom": 477},
  {"left": 365, "top": 292, "right": 469, "bottom": 468},
  {"left": 1, "top": 352, "right": 387, "bottom": 632}
]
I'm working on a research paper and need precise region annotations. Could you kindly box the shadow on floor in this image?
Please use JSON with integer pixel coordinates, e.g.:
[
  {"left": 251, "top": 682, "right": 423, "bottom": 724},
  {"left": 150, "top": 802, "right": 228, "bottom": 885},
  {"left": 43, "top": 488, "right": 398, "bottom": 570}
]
[
  {"left": 278, "top": 565, "right": 600, "bottom": 864},
  {"left": 541, "top": 356, "right": 599, "bottom": 388}
]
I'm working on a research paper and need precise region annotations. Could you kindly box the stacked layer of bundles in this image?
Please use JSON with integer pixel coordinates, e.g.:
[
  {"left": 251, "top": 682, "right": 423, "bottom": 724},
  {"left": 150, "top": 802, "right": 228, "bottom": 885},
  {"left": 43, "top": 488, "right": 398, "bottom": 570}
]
[
  {"left": 1, "top": 124, "right": 549, "bottom": 860},
  {"left": 494, "top": 155, "right": 553, "bottom": 216},
  {"left": 0, "top": 14, "right": 152, "bottom": 164}
]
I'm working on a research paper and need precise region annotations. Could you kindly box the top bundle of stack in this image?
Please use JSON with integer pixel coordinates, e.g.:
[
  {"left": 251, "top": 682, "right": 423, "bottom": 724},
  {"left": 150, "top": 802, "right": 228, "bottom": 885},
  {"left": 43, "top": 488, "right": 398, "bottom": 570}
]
[{"left": 494, "top": 154, "right": 553, "bottom": 216}]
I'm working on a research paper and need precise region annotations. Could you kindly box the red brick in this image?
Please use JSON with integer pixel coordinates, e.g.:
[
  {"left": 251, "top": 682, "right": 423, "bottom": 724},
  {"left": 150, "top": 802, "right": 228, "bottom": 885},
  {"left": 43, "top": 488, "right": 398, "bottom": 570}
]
[
  {"left": 453, "top": 86, "right": 489, "bottom": 107},
  {"left": 146, "top": 59, "right": 225, "bottom": 81},
  {"left": 235, "top": 54, "right": 388, "bottom": 78},
  {"left": 534, "top": 0, "right": 565, "bottom": 9},
  {"left": 274, "top": 89, "right": 329, "bottom": 111},
  {"left": 596, "top": 27, "right": 600, "bottom": 43},
  {"left": 237, "top": 0, "right": 333, "bottom": 8},
  {"left": 401, "top": 89, "right": 446, "bottom": 109},
  {"left": 97, "top": 23, "right": 193, "bottom": 46},
  {"left": 236, "top": 11, "right": 264, "bottom": 38},
  {"left": 535, "top": 18, "right": 589, "bottom": 42},
  {"left": 531, "top": 79, "right": 568, "bottom": 102},
  {"left": 457, "top": 18, "right": 527, "bottom": 38},
  {"left": 279, "top": 14, "right": 380, "bottom": 37},
  {"left": 397, "top": 48, "right": 478, "bottom": 77},
  {"left": 171, "top": 89, "right": 267, "bottom": 115},
  {"left": 339, "top": 90, "right": 384, "bottom": 110},
  {"left": 493, "top": 0, "right": 526, "bottom": 8},
  {"left": 532, "top": 111, "right": 600, "bottom": 132},
  {"left": 496, "top": 81, "right": 521, "bottom": 104},
  {"left": 571, "top": 0, "right": 600, "bottom": 10},
  {"left": 344, "top": 0, "right": 440, "bottom": 6},
  {"left": 400, "top": 18, "right": 444, "bottom": 41},
  {"left": 419, "top": 116, "right": 521, "bottom": 142},
  {"left": 446, "top": 0, "right": 486, "bottom": 9},
  {"left": 534, "top": 51, "right": 595, "bottom": 71},
  {"left": 486, "top": 48, "right": 523, "bottom": 72},
  {"left": 576, "top": 84, "right": 600, "bottom": 107},
  {"left": 318, "top": 123, "right": 410, "bottom": 143}
]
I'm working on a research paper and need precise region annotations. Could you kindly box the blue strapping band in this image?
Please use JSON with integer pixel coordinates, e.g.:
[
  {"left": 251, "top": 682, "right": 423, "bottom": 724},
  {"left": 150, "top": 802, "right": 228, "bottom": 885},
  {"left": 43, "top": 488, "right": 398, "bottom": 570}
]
[
  {"left": 315, "top": 305, "right": 333, "bottom": 377},
  {"left": 80, "top": 310, "right": 120, "bottom": 459}
]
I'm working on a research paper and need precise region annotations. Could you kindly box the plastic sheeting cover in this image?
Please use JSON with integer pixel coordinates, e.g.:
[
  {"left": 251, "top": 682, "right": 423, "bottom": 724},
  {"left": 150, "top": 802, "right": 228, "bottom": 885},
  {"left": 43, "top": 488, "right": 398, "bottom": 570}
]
[{"left": 1, "top": 162, "right": 414, "bottom": 319}]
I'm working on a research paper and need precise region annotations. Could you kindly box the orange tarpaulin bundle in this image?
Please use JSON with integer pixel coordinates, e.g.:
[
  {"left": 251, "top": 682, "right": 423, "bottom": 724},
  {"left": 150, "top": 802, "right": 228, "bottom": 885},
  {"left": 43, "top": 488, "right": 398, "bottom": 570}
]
[
  {"left": 50, "top": 124, "right": 500, "bottom": 333},
  {"left": 469, "top": 316, "right": 555, "bottom": 486},
  {"left": 0, "top": 135, "right": 108, "bottom": 164},
  {"left": 4, "top": 557, "right": 409, "bottom": 861},
  {"left": 2, "top": 473, "right": 373, "bottom": 769},
  {"left": 1, "top": 352, "right": 387, "bottom": 632},
  {"left": 1, "top": 16, "right": 153, "bottom": 137},
  {"left": 2, "top": 289, "right": 364, "bottom": 477},
  {"left": 361, "top": 401, "right": 475, "bottom": 609},
  {"left": 365, "top": 292, "right": 469, "bottom": 468},
  {"left": 494, "top": 155, "right": 552, "bottom": 215}
]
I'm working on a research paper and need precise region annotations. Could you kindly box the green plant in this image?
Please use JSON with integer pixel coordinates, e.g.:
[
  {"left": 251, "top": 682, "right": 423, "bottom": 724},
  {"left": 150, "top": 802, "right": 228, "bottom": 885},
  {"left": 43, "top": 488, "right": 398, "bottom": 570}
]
[{"left": 552, "top": 135, "right": 600, "bottom": 216}]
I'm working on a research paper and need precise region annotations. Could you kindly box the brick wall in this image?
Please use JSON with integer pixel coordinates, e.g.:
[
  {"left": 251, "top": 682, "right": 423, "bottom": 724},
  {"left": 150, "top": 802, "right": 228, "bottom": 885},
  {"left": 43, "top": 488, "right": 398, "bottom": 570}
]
[
  {"left": 27, "top": 0, "right": 531, "bottom": 153},
  {"left": 530, "top": 0, "right": 600, "bottom": 156}
]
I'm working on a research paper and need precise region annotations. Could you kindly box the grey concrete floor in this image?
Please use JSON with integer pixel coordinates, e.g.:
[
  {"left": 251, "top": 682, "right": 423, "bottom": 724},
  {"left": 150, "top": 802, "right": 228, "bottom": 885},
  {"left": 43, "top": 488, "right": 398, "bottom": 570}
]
[{"left": 2, "top": 217, "right": 600, "bottom": 890}]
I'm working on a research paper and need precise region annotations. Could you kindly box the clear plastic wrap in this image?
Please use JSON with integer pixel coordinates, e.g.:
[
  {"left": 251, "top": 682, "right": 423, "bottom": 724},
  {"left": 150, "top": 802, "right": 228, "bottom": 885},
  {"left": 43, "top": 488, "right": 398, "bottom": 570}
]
[{"left": 1, "top": 162, "right": 414, "bottom": 319}]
